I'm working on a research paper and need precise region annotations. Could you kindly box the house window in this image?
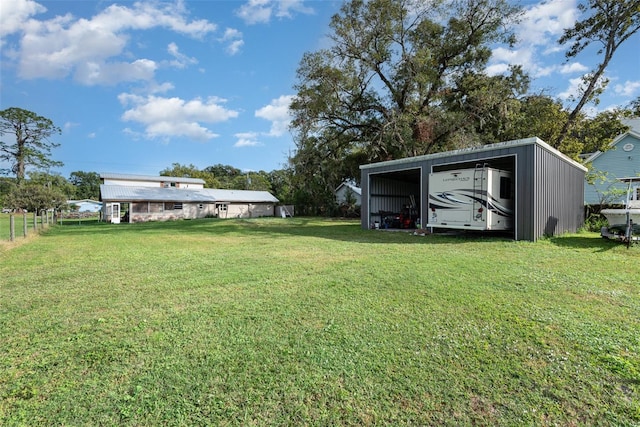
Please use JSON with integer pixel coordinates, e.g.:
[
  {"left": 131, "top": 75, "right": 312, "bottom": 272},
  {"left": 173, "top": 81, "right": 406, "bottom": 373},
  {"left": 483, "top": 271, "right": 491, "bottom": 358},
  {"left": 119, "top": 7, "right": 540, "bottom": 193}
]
[
  {"left": 165, "top": 202, "right": 174, "bottom": 210},
  {"left": 174, "top": 202, "right": 183, "bottom": 210},
  {"left": 198, "top": 203, "right": 204, "bottom": 209},
  {"left": 216, "top": 203, "right": 227, "bottom": 211},
  {"left": 149, "top": 202, "right": 163, "bottom": 213},
  {"left": 132, "top": 202, "right": 148, "bottom": 213}
]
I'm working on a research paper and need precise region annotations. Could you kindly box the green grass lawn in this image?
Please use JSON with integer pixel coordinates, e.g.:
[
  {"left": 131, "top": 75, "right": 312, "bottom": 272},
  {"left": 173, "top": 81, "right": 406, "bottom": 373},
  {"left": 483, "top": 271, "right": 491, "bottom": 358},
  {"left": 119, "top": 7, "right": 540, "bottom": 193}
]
[{"left": 0, "top": 218, "right": 638, "bottom": 425}]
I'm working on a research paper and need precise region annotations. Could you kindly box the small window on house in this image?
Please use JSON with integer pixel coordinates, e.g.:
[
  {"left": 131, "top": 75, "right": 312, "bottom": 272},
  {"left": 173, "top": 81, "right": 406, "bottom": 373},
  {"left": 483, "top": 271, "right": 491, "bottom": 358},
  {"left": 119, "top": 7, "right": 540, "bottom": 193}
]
[
  {"left": 165, "top": 202, "right": 175, "bottom": 210},
  {"left": 198, "top": 203, "right": 204, "bottom": 209},
  {"left": 174, "top": 202, "right": 183, "bottom": 210},
  {"left": 216, "top": 203, "right": 227, "bottom": 211},
  {"left": 132, "top": 202, "right": 148, "bottom": 213},
  {"left": 149, "top": 202, "right": 163, "bottom": 213},
  {"left": 499, "top": 176, "right": 512, "bottom": 200}
]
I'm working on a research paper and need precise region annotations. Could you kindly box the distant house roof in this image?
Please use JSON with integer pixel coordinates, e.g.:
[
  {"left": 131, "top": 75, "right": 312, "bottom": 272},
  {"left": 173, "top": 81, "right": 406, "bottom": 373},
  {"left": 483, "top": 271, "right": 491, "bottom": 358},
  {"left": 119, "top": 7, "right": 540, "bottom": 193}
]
[
  {"left": 100, "top": 185, "right": 279, "bottom": 204},
  {"left": 68, "top": 199, "right": 101, "bottom": 205},
  {"left": 206, "top": 189, "right": 279, "bottom": 203},
  {"left": 335, "top": 181, "right": 362, "bottom": 196},
  {"left": 100, "top": 172, "right": 206, "bottom": 185}
]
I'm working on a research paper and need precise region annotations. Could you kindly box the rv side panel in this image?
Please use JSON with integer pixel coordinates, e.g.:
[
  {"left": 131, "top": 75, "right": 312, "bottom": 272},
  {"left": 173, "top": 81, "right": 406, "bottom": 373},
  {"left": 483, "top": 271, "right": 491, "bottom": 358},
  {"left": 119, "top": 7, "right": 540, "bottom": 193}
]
[{"left": 427, "top": 167, "right": 513, "bottom": 231}]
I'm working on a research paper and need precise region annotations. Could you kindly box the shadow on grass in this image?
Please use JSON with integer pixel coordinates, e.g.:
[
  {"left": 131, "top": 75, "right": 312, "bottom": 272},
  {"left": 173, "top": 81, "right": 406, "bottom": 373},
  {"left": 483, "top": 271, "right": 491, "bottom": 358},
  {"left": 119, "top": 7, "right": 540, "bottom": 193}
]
[{"left": 547, "top": 234, "right": 638, "bottom": 252}]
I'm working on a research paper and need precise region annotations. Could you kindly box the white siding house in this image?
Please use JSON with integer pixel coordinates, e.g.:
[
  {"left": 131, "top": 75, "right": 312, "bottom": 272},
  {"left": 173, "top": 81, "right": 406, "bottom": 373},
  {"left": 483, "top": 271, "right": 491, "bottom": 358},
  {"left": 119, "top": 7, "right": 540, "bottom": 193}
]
[
  {"left": 99, "top": 173, "right": 279, "bottom": 223},
  {"left": 335, "top": 181, "right": 362, "bottom": 206},
  {"left": 584, "top": 119, "right": 640, "bottom": 205}
]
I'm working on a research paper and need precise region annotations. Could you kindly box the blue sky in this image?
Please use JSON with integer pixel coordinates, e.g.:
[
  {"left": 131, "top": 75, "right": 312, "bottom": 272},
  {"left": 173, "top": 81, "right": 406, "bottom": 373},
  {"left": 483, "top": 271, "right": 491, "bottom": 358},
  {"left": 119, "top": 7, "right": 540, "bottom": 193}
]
[{"left": 1, "top": 0, "right": 639, "bottom": 178}]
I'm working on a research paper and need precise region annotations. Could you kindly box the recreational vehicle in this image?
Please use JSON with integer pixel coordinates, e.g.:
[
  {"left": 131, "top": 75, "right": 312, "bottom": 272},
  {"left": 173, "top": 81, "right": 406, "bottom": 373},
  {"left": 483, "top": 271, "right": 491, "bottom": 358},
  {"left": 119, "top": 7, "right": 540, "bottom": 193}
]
[{"left": 427, "top": 165, "right": 513, "bottom": 231}]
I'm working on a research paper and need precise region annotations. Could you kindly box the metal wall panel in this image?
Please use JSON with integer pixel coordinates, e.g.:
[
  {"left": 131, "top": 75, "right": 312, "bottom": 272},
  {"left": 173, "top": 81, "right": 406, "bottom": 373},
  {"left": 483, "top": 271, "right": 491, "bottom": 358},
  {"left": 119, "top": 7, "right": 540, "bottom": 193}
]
[{"left": 533, "top": 145, "right": 585, "bottom": 239}]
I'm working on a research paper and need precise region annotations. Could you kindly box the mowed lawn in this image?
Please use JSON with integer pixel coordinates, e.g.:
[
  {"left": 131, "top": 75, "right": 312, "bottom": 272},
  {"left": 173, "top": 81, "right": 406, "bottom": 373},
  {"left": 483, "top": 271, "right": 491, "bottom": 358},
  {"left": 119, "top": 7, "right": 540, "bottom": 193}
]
[{"left": 0, "top": 218, "right": 638, "bottom": 426}]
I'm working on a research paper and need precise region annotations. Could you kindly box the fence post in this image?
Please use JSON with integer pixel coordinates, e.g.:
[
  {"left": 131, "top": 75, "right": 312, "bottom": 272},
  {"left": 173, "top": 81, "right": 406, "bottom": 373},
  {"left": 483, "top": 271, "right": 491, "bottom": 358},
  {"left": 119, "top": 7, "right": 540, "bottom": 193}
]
[
  {"left": 10, "top": 214, "right": 15, "bottom": 242},
  {"left": 23, "top": 212, "right": 27, "bottom": 237}
]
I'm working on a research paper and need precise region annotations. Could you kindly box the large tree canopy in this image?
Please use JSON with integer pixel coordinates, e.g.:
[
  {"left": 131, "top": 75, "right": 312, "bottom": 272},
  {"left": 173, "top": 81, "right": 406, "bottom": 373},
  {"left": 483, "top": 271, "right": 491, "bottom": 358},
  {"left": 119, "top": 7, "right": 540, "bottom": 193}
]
[
  {"left": 288, "top": 0, "right": 526, "bottom": 210},
  {"left": 0, "top": 107, "right": 62, "bottom": 183},
  {"left": 69, "top": 171, "right": 101, "bottom": 200}
]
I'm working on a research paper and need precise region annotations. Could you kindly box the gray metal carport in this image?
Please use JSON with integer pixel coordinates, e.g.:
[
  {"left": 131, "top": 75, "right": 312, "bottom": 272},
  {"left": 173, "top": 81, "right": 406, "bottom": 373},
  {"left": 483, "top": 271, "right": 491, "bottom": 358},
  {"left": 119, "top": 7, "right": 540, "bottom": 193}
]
[{"left": 360, "top": 137, "right": 587, "bottom": 241}]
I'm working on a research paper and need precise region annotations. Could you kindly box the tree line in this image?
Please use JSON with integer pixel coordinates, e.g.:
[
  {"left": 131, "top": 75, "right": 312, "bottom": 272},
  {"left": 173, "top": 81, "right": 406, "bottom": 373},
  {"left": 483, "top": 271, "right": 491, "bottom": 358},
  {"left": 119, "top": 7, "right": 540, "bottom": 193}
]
[
  {"left": 2, "top": 0, "right": 639, "bottom": 216},
  {"left": 0, "top": 166, "right": 298, "bottom": 214}
]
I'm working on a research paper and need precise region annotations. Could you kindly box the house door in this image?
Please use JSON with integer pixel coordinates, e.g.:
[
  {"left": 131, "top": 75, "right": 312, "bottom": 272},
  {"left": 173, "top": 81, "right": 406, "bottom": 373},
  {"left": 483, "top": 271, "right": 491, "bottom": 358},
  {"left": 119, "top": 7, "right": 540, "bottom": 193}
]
[{"left": 111, "top": 203, "right": 120, "bottom": 224}]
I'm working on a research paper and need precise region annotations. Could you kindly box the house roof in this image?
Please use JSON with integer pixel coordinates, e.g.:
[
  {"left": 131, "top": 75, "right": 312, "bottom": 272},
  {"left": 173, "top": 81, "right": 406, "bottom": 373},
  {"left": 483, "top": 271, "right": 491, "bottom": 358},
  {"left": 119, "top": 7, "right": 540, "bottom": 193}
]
[
  {"left": 205, "top": 189, "right": 279, "bottom": 203},
  {"left": 67, "top": 199, "right": 101, "bottom": 204},
  {"left": 359, "top": 136, "right": 588, "bottom": 172},
  {"left": 583, "top": 128, "right": 640, "bottom": 163},
  {"left": 100, "top": 185, "right": 279, "bottom": 203},
  {"left": 335, "top": 181, "right": 362, "bottom": 196},
  {"left": 100, "top": 172, "right": 206, "bottom": 185}
]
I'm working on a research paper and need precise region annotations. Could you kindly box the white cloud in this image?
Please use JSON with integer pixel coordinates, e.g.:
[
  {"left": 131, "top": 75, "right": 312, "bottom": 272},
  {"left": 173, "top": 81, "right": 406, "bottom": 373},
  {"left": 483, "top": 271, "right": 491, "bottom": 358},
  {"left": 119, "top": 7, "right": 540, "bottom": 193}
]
[
  {"left": 167, "top": 42, "right": 198, "bottom": 68},
  {"left": 226, "top": 39, "right": 245, "bottom": 56},
  {"left": 234, "top": 132, "right": 261, "bottom": 147},
  {"left": 118, "top": 93, "right": 239, "bottom": 141},
  {"left": 488, "top": 0, "right": 580, "bottom": 80},
  {"left": 236, "top": 0, "right": 272, "bottom": 25},
  {"left": 12, "top": 1, "right": 216, "bottom": 85},
  {"left": 75, "top": 59, "right": 158, "bottom": 86},
  {"left": 236, "top": 0, "right": 313, "bottom": 25},
  {"left": 220, "top": 28, "right": 244, "bottom": 55},
  {"left": 614, "top": 81, "right": 640, "bottom": 98},
  {"left": 558, "top": 76, "right": 583, "bottom": 101},
  {"left": 0, "top": 0, "right": 46, "bottom": 38},
  {"left": 558, "top": 74, "right": 608, "bottom": 102},
  {"left": 275, "top": 0, "right": 314, "bottom": 19},
  {"left": 255, "top": 95, "right": 293, "bottom": 136},
  {"left": 518, "top": 0, "right": 579, "bottom": 47},
  {"left": 559, "top": 62, "right": 589, "bottom": 75}
]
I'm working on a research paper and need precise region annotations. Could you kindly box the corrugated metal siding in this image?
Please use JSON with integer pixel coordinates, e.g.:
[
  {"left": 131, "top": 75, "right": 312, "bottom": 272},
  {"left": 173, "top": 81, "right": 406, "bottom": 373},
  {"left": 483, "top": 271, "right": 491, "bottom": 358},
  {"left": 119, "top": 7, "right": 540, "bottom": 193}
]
[
  {"left": 533, "top": 145, "right": 585, "bottom": 239},
  {"left": 370, "top": 177, "right": 419, "bottom": 216}
]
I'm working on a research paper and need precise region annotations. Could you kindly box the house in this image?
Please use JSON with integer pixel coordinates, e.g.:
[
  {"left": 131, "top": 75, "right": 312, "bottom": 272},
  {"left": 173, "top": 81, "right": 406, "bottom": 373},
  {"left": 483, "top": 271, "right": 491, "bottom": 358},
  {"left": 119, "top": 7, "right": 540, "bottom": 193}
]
[
  {"left": 335, "top": 181, "right": 362, "bottom": 206},
  {"left": 360, "top": 137, "right": 587, "bottom": 241},
  {"left": 99, "top": 173, "right": 279, "bottom": 223},
  {"left": 583, "top": 118, "right": 640, "bottom": 206},
  {"left": 67, "top": 199, "right": 102, "bottom": 213}
]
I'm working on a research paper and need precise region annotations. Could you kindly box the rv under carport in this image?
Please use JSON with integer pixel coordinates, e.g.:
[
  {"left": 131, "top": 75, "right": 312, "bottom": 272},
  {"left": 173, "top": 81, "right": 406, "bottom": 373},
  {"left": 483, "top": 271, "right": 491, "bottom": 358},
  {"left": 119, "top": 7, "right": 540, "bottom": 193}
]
[{"left": 360, "top": 137, "right": 587, "bottom": 241}]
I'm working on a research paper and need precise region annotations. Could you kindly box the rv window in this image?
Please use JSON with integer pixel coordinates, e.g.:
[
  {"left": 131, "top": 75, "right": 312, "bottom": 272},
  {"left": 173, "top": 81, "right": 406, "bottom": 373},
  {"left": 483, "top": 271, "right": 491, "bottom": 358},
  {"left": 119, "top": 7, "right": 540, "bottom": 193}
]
[{"left": 500, "top": 177, "right": 512, "bottom": 200}]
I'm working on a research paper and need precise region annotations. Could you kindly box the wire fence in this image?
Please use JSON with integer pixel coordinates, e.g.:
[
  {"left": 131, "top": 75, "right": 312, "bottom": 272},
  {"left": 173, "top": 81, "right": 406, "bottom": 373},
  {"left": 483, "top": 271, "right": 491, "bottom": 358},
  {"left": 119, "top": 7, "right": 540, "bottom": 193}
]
[{"left": 1, "top": 211, "right": 59, "bottom": 242}]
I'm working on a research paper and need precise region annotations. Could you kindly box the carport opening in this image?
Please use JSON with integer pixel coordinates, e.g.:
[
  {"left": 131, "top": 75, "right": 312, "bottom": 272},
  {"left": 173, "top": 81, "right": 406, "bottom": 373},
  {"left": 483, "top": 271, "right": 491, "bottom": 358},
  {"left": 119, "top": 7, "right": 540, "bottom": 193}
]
[{"left": 368, "top": 168, "right": 421, "bottom": 229}]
